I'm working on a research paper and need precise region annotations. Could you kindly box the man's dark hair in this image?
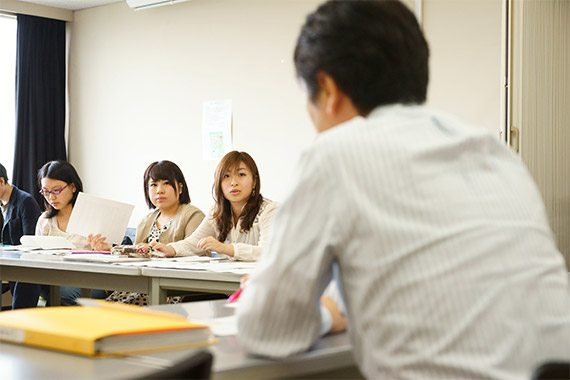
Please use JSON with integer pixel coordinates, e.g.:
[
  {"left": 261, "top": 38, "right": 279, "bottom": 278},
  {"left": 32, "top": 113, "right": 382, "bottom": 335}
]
[
  {"left": 294, "top": 0, "right": 429, "bottom": 115},
  {"left": 0, "top": 163, "right": 8, "bottom": 182}
]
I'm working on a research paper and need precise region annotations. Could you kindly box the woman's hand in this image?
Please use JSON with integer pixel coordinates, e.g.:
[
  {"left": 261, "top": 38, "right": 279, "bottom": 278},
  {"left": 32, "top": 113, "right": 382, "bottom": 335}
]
[
  {"left": 149, "top": 242, "right": 176, "bottom": 257},
  {"left": 321, "top": 296, "right": 347, "bottom": 334},
  {"left": 87, "top": 234, "right": 111, "bottom": 251},
  {"left": 197, "top": 236, "right": 234, "bottom": 257}
]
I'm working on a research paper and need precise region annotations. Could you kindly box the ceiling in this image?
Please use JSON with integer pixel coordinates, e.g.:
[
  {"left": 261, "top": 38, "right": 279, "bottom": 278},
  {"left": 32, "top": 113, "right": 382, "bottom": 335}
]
[{"left": 16, "top": 0, "right": 122, "bottom": 11}]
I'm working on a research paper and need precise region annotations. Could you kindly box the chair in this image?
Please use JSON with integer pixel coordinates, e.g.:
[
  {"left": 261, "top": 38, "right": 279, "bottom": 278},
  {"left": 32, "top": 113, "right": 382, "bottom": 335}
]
[
  {"left": 137, "top": 350, "right": 213, "bottom": 380},
  {"left": 531, "top": 361, "right": 570, "bottom": 380},
  {"left": 1, "top": 282, "right": 9, "bottom": 294},
  {"left": 121, "top": 227, "right": 136, "bottom": 245}
]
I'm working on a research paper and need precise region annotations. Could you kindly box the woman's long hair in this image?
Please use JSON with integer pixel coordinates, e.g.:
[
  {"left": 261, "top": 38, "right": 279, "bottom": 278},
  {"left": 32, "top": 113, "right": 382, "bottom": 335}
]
[
  {"left": 212, "top": 151, "right": 262, "bottom": 242},
  {"left": 37, "top": 160, "right": 83, "bottom": 218}
]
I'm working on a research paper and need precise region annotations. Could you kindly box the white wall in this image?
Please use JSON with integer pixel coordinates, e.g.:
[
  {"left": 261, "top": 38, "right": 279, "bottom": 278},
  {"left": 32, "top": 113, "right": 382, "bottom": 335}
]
[
  {"left": 69, "top": 0, "right": 321, "bottom": 224},
  {"left": 68, "top": 0, "right": 503, "bottom": 226},
  {"left": 424, "top": 0, "right": 503, "bottom": 135}
]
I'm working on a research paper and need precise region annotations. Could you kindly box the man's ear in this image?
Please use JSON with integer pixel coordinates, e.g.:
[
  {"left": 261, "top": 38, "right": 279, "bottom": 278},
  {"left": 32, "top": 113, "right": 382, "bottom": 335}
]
[
  {"left": 0, "top": 178, "right": 4, "bottom": 186},
  {"left": 317, "top": 72, "right": 343, "bottom": 117}
]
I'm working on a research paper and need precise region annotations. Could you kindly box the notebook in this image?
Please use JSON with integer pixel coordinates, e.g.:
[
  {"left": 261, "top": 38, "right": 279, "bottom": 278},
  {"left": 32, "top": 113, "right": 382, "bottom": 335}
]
[
  {"left": 0, "top": 300, "right": 214, "bottom": 356},
  {"left": 19, "top": 235, "right": 76, "bottom": 250}
]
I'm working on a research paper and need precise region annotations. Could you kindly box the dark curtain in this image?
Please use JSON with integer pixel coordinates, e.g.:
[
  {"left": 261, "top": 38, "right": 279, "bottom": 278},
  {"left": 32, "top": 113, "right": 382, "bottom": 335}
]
[{"left": 13, "top": 14, "right": 66, "bottom": 206}]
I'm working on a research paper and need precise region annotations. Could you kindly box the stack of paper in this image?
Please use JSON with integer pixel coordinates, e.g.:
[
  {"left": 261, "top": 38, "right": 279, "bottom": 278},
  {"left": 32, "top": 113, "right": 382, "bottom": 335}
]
[
  {"left": 113, "top": 258, "right": 256, "bottom": 275},
  {"left": 62, "top": 254, "right": 148, "bottom": 264},
  {"left": 17, "top": 235, "right": 76, "bottom": 250}
]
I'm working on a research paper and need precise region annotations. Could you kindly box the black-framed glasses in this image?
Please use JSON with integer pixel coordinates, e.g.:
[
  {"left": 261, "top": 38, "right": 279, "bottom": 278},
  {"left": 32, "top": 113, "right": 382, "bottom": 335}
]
[{"left": 39, "top": 183, "right": 70, "bottom": 197}]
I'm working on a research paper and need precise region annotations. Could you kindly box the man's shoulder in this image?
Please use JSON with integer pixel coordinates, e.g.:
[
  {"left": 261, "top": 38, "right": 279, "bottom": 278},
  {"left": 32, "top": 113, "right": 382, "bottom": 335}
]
[
  {"left": 308, "top": 115, "right": 371, "bottom": 162},
  {"left": 12, "top": 186, "right": 35, "bottom": 201},
  {"left": 12, "top": 187, "right": 40, "bottom": 212},
  {"left": 313, "top": 104, "right": 500, "bottom": 156}
]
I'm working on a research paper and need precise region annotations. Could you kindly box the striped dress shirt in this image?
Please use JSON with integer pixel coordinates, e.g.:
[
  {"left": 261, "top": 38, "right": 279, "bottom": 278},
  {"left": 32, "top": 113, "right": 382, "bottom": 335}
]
[{"left": 237, "top": 104, "right": 570, "bottom": 380}]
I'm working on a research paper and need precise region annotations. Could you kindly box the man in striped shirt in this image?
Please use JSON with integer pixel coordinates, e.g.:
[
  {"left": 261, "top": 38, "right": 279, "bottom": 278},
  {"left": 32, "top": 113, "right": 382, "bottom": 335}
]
[{"left": 237, "top": 1, "right": 570, "bottom": 379}]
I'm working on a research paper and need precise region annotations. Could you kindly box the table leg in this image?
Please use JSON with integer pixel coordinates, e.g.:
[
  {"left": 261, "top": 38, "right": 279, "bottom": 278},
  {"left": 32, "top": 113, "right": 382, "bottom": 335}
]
[
  {"left": 0, "top": 280, "right": 5, "bottom": 310},
  {"left": 50, "top": 286, "right": 61, "bottom": 306},
  {"left": 149, "top": 278, "right": 167, "bottom": 306}
]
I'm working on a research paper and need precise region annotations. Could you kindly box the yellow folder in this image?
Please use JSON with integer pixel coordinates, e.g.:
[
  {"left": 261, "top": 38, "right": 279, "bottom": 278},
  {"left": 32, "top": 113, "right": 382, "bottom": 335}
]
[{"left": 0, "top": 300, "right": 213, "bottom": 356}]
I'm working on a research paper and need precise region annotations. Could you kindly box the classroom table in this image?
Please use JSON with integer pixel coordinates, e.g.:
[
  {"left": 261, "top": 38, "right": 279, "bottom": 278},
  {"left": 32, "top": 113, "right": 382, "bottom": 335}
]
[
  {"left": 0, "top": 252, "right": 241, "bottom": 307},
  {"left": 0, "top": 299, "right": 362, "bottom": 379},
  {"left": 141, "top": 267, "right": 240, "bottom": 304}
]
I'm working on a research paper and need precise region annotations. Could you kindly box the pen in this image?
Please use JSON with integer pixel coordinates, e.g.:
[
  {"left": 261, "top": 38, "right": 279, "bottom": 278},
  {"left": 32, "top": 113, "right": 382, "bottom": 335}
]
[
  {"left": 227, "top": 287, "right": 243, "bottom": 303},
  {"left": 71, "top": 251, "right": 111, "bottom": 255}
]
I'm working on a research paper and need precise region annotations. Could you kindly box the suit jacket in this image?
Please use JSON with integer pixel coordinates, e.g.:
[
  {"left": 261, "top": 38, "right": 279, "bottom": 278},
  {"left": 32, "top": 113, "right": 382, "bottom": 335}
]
[{"left": 1, "top": 186, "right": 42, "bottom": 245}]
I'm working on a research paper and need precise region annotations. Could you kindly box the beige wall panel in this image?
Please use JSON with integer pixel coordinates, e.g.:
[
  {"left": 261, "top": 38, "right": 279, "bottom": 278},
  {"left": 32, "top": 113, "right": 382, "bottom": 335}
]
[
  {"left": 512, "top": 0, "right": 570, "bottom": 268},
  {"left": 424, "top": 0, "right": 503, "bottom": 135}
]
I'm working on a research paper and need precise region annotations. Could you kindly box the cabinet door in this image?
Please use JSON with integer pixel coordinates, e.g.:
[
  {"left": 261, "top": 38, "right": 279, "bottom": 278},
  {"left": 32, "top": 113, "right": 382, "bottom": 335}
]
[{"left": 510, "top": 0, "right": 570, "bottom": 269}]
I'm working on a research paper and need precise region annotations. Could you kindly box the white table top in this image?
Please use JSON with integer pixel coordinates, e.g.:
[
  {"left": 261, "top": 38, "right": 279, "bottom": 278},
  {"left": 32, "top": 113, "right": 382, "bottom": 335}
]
[
  {"left": 0, "top": 300, "right": 359, "bottom": 379},
  {"left": 0, "top": 254, "right": 143, "bottom": 276},
  {"left": 0, "top": 251, "right": 242, "bottom": 305},
  {"left": 141, "top": 266, "right": 242, "bottom": 282}
]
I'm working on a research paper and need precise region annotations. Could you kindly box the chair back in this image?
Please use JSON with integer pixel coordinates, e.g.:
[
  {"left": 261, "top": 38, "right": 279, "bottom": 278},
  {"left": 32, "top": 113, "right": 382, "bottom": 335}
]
[
  {"left": 121, "top": 227, "right": 136, "bottom": 245},
  {"left": 531, "top": 361, "right": 570, "bottom": 380},
  {"left": 137, "top": 350, "right": 213, "bottom": 380}
]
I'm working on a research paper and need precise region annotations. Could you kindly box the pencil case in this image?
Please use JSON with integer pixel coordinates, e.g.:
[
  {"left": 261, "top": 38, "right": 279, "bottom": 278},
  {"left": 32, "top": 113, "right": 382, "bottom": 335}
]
[{"left": 110, "top": 244, "right": 164, "bottom": 258}]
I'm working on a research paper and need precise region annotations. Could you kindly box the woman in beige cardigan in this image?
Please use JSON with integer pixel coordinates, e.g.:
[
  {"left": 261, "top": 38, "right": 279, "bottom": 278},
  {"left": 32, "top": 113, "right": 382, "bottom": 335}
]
[
  {"left": 89, "top": 160, "right": 204, "bottom": 305},
  {"left": 152, "top": 151, "right": 278, "bottom": 261}
]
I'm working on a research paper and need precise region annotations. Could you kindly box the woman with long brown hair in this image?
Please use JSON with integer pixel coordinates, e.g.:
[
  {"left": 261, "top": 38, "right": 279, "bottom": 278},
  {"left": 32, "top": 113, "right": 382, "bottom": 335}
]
[{"left": 152, "top": 151, "right": 278, "bottom": 261}]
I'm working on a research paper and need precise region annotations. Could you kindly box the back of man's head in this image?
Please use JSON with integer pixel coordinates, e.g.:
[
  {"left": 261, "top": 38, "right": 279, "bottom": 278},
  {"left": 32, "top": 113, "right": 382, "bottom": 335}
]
[
  {"left": 294, "top": 0, "right": 429, "bottom": 115},
  {"left": 0, "top": 163, "right": 8, "bottom": 184}
]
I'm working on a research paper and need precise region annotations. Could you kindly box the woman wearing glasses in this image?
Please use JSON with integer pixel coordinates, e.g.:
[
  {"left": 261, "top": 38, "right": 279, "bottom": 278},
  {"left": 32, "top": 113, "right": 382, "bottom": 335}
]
[{"left": 35, "top": 160, "right": 107, "bottom": 305}]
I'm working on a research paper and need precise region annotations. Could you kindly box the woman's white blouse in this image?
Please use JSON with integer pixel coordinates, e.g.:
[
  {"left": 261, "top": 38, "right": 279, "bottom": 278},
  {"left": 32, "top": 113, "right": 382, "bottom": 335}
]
[
  {"left": 168, "top": 199, "right": 278, "bottom": 261},
  {"left": 35, "top": 212, "right": 91, "bottom": 250}
]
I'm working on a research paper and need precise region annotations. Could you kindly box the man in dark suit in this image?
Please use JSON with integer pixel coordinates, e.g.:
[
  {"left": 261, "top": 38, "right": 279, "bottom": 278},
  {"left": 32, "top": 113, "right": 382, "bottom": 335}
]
[{"left": 0, "top": 163, "right": 42, "bottom": 309}]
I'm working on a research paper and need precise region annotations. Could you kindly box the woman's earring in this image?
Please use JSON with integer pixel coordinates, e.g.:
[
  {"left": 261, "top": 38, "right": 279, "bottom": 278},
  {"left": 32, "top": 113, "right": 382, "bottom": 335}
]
[{"left": 251, "top": 189, "right": 255, "bottom": 197}]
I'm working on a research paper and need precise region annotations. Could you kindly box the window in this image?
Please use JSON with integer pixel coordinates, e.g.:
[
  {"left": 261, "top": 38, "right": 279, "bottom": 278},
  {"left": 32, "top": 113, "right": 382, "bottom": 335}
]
[{"left": 0, "top": 15, "right": 17, "bottom": 179}]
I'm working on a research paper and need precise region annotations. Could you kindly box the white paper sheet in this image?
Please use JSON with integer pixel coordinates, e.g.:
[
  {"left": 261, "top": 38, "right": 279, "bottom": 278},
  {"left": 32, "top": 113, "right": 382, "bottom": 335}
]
[
  {"left": 19, "top": 235, "right": 76, "bottom": 249},
  {"left": 19, "top": 252, "right": 66, "bottom": 261},
  {"left": 202, "top": 99, "right": 232, "bottom": 160},
  {"left": 171, "top": 256, "right": 225, "bottom": 263},
  {"left": 20, "top": 249, "right": 70, "bottom": 255},
  {"left": 0, "top": 245, "right": 41, "bottom": 251},
  {"left": 114, "top": 258, "right": 255, "bottom": 275},
  {"left": 62, "top": 254, "right": 148, "bottom": 264},
  {"left": 195, "top": 315, "right": 237, "bottom": 337},
  {"left": 66, "top": 192, "right": 135, "bottom": 245}
]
